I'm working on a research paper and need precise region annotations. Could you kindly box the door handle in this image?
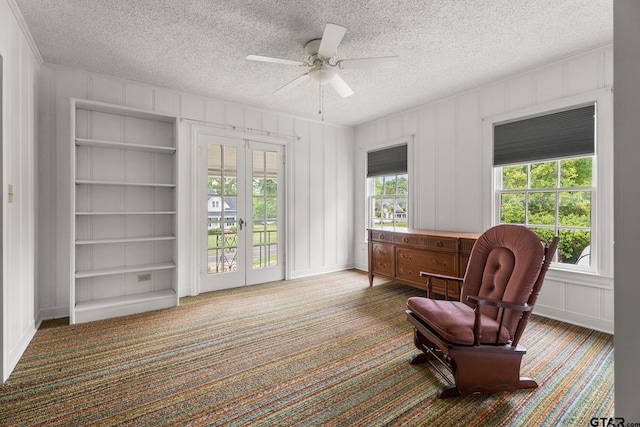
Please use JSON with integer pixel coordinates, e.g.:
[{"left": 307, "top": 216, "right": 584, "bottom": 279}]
[{"left": 239, "top": 218, "right": 245, "bottom": 231}]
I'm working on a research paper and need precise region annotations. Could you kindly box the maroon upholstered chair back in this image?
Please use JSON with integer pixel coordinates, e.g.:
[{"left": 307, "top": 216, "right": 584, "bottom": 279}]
[{"left": 460, "top": 225, "right": 544, "bottom": 338}]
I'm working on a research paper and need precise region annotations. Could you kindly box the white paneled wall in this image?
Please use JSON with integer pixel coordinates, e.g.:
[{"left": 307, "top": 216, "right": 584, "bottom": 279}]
[
  {"left": 1, "top": 0, "right": 40, "bottom": 382},
  {"left": 36, "top": 64, "right": 355, "bottom": 319},
  {"left": 355, "top": 45, "right": 614, "bottom": 333}
]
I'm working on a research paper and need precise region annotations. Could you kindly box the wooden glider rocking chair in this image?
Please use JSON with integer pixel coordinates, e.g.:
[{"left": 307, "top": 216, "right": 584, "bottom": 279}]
[{"left": 406, "top": 224, "right": 558, "bottom": 398}]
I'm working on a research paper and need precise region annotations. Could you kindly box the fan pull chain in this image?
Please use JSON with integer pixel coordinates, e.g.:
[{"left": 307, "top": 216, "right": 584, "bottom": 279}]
[{"left": 318, "top": 84, "right": 324, "bottom": 122}]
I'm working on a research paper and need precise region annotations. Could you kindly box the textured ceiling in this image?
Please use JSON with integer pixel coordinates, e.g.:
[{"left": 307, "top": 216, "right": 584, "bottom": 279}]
[{"left": 16, "top": 0, "right": 612, "bottom": 126}]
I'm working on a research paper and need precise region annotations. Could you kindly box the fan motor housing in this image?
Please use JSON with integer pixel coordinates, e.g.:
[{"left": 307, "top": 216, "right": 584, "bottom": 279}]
[{"left": 304, "top": 39, "right": 322, "bottom": 58}]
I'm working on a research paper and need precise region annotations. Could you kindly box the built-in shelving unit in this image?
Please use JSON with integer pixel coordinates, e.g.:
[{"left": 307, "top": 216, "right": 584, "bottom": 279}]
[{"left": 70, "top": 98, "right": 179, "bottom": 324}]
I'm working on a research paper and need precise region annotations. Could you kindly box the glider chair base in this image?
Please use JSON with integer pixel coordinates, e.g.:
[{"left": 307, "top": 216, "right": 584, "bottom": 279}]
[{"left": 407, "top": 310, "right": 537, "bottom": 399}]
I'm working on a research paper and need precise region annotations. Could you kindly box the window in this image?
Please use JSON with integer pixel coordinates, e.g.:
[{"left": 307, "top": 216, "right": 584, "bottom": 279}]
[
  {"left": 367, "top": 144, "right": 408, "bottom": 229},
  {"left": 369, "top": 174, "right": 409, "bottom": 228},
  {"left": 494, "top": 105, "right": 595, "bottom": 269}
]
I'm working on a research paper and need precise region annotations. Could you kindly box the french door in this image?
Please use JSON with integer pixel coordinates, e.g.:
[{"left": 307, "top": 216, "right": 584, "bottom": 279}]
[{"left": 198, "top": 132, "right": 285, "bottom": 292}]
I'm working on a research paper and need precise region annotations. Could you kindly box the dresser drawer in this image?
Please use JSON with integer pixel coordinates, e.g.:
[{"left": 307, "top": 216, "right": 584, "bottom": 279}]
[
  {"left": 394, "top": 234, "right": 421, "bottom": 246},
  {"left": 459, "top": 238, "right": 476, "bottom": 255},
  {"left": 396, "top": 250, "right": 422, "bottom": 283},
  {"left": 420, "top": 237, "right": 457, "bottom": 252},
  {"left": 371, "top": 242, "right": 394, "bottom": 276},
  {"left": 396, "top": 248, "right": 456, "bottom": 279},
  {"left": 369, "top": 230, "right": 394, "bottom": 243}
]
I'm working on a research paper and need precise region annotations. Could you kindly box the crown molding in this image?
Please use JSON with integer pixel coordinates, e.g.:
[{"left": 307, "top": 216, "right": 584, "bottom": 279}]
[{"left": 7, "top": 0, "right": 44, "bottom": 64}]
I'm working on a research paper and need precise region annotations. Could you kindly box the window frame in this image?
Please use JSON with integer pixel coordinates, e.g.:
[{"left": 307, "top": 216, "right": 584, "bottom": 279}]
[
  {"left": 483, "top": 89, "right": 613, "bottom": 280},
  {"left": 364, "top": 136, "right": 415, "bottom": 238}
]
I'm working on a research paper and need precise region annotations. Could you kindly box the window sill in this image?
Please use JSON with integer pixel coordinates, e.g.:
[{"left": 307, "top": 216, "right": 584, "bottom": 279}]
[{"left": 545, "top": 266, "right": 613, "bottom": 290}]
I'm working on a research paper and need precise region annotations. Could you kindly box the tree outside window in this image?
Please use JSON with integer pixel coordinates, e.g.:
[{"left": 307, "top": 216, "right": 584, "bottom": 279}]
[{"left": 498, "top": 156, "right": 592, "bottom": 266}]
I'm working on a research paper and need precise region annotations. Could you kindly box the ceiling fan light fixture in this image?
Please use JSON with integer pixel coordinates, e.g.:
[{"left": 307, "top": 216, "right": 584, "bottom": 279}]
[
  {"left": 308, "top": 65, "right": 336, "bottom": 85},
  {"left": 248, "top": 22, "right": 395, "bottom": 99}
]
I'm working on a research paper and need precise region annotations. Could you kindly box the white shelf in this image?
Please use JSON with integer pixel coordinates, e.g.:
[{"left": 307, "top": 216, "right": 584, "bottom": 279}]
[
  {"left": 75, "top": 211, "right": 176, "bottom": 216},
  {"left": 75, "top": 236, "right": 176, "bottom": 245},
  {"left": 75, "top": 289, "right": 177, "bottom": 312},
  {"left": 76, "top": 179, "right": 176, "bottom": 188},
  {"left": 71, "top": 98, "right": 179, "bottom": 324},
  {"left": 74, "top": 289, "right": 177, "bottom": 324},
  {"left": 76, "top": 137, "right": 176, "bottom": 154},
  {"left": 75, "top": 262, "right": 176, "bottom": 279},
  {"left": 75, "top": 98, "right": 177, "bottom": 123}
]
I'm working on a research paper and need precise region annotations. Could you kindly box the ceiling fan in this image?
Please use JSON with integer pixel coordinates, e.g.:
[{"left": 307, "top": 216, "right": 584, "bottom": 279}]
[{"left": 246, "top": 23, "right": 399, "bottom": 98}]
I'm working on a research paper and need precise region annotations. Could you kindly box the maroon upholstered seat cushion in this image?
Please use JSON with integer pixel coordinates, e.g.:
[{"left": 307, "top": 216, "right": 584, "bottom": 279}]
[{"left": 407, "top": 296, "right": 511, "bottom": 345}]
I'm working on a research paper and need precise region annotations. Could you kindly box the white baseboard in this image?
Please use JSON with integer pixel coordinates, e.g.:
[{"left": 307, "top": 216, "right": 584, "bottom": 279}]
[
  {"left": 4, "top": 323, "right": 37, "bottom": 383},
  {"left": 533, "top": 305, "right": 613, "bottom": 335},
  {"left": 36, "top": 306, "right": 70, "bottom": 325},
  {"left": 289, "top": 263, "right": 355, "bottom": 280},
  {"left": 353, "top": 263, "right": 368, "bottom": 272}
]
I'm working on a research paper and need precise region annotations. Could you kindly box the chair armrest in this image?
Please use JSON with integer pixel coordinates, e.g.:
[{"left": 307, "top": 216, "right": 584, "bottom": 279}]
[
  {"left": 466, "top": 296, "right": 533, "bottom": 312},
  {"left": 419, "top": 271, "right": 463, "bottom": 282}
]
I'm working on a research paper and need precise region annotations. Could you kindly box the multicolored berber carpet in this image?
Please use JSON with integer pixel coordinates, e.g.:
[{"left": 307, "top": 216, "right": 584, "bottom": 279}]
[{"left": 0, "top": 270, "right": 613, "bottom": 426}]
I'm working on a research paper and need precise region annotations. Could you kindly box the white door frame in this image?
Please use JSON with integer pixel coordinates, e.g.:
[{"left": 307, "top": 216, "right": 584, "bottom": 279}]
[
  {"left": 197, "top": 134, "right": 248, "bottom": 292},
  {"left": 0, "top": 54, "right": 5, "bottom": 382},
  {"left": 189, "top": 124, "right": 291, "bottom": 295}
]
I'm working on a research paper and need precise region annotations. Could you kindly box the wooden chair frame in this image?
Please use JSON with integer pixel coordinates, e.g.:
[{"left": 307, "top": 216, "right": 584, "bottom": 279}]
[{"left": 406, "top": 235, "right": 559, "bottom": 398}]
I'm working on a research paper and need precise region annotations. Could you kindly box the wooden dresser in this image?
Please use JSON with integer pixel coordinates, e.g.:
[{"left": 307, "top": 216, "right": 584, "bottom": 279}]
[{"left": 368, "top": 228, "right": 481, "bottom": 299}]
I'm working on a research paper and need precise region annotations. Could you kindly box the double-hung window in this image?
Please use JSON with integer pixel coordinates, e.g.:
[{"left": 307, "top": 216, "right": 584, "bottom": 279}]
[
  {"left": 367, "top": 144, "right": 408, "bottom": 229},
  {"left": 494, "top": 105, "right": 595, "bottom": 269}
]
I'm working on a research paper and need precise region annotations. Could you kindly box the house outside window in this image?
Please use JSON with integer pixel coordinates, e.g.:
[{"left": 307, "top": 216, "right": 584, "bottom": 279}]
[
  {"left": 369, "top": 174, "right": 409, "bottom": 228},
  {"left": 493, "top": 105, "right": 595, "bottom": 270},
  {"left": 367, "top": 144, "right": 408, "bottom": 229}
]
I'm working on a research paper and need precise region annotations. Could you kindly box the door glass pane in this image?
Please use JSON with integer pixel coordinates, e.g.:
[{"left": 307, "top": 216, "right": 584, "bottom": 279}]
[
  {"left": 252, "top": 149, "right": 278, "bottom": 269},
  {"left": 265, "top": 151, "right": 278, "bottom": 197},
  {"left": 207, "top": 144, "right": 238, "bottom": 274}
]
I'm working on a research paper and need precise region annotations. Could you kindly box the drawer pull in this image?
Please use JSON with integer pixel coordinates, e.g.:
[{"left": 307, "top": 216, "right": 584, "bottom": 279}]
[
  {"left": 400, "top": 267, "right": 413, "bottom": 274},
  {"left": 377, "top": 263, "right": 388, "bottom": 268},
  {"left": 378, "top": 250, "right": 387, "bottom": 256},
  {"left": 379, "top": 235, "right": 385, "bottom": 240},
  {"left": 403, "top": 237, "right": 410, "bottom": 243},
  {"left": 432, "top": 259, "right": 448, "bottom": 266},
  {"left": 400, "top": 253, "right": 413, "bottom": 260},
  {"left": 436, "top": 240, "right": 443, "bottom": 247}
]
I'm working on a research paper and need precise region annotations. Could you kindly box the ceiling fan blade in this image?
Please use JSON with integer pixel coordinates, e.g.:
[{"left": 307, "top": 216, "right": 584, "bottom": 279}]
[
  {"left": 317, "top": 23, "right": 347, "bottom": 58},
  {"left": 329, "top": 74, "right": 354, "bottom": 98},
  {"left": 273, "top": 73, "right": 309, "bottom": 94},
  {"left": 338, "top": 56, "right": 400, "bottom": 70},
  {"left": 246, "top": 55, "right": 304, "bottom": 66}
]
